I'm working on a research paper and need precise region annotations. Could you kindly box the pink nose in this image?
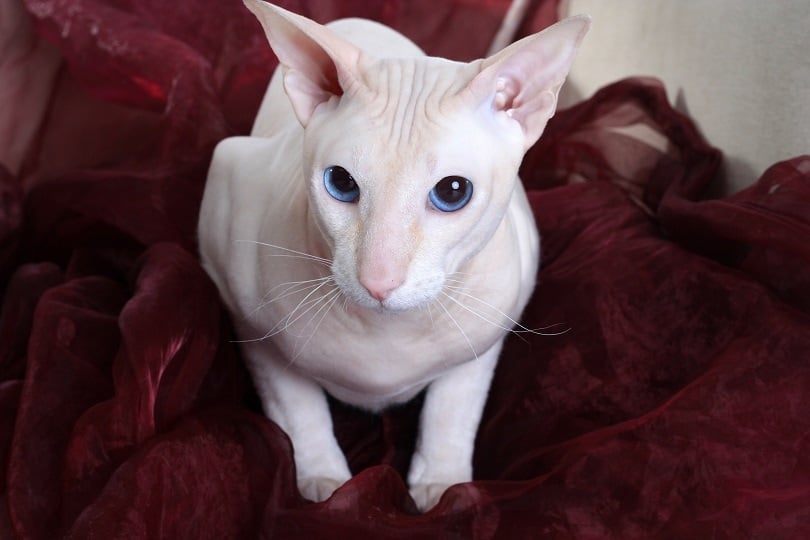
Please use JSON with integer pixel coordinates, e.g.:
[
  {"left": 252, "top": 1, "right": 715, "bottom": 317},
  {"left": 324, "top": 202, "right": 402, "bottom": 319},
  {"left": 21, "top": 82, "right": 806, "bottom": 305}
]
[{"left": 359, "top": 274, "right": 404, "bottom": 302}]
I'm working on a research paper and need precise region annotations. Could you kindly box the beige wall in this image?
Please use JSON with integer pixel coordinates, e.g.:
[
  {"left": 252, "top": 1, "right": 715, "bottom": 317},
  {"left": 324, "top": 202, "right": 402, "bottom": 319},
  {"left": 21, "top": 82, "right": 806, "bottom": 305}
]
[{"left": 560, "top": 0, "right": 810, "bottom": 194}]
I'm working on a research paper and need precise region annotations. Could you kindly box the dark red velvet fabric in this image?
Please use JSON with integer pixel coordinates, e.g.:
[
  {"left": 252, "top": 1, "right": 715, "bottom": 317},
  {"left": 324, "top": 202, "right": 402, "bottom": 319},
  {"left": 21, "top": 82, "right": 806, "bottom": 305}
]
[{"left": 2, "top": 0, "right": 810, "bottom": 538}]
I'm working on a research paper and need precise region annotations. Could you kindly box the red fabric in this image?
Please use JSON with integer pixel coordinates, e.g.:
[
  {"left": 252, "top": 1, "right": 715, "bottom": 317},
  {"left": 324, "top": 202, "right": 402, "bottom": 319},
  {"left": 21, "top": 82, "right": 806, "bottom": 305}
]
[{"left": 3, "top": 0, "right": 810, "bottom": 538}]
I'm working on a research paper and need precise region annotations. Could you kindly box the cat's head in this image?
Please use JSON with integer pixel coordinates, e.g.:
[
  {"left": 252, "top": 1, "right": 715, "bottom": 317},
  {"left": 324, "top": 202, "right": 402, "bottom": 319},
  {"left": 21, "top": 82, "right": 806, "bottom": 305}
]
[{"left": 246, "top": 0, "right": 589, "bottom": 312}]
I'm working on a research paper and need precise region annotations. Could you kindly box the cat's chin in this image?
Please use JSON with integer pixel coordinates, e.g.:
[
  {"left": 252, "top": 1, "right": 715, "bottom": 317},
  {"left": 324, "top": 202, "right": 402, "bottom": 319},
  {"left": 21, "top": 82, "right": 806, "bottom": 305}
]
[
  {"left": 350, "top": 297, "right": 424, "bottom": 315},
  {"left": 342, "top": 289, "right": 435, "bottom": 315}
]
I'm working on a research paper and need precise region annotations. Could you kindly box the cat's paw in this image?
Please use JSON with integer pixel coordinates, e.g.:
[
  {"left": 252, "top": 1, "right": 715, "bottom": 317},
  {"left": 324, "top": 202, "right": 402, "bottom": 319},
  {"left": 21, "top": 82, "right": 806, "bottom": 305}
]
[
  {"left": 410, "top": 482, "right": 452, "bottom": 512},
  {"left": 298, "top": 475, "right": 349, "bottom": 503},
  {"left": 407, "top": 450, "right": 470, "bottom": 512},
  {"left": 293, "top": 441, "right": 352, "bottom": 503}
]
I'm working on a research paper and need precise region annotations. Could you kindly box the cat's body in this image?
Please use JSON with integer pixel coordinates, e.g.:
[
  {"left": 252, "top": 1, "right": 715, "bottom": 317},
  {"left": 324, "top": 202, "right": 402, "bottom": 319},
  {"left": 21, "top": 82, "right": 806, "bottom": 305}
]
[{"left": 198, "top": 0, "right": 588, "bottom": 511}]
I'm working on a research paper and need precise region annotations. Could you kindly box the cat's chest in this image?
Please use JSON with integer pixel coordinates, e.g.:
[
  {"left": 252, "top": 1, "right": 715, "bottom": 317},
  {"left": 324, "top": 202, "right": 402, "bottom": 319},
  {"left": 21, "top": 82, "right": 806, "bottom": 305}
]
[{"left": 262, "top": 287, "right": 510, "bottom": 410}]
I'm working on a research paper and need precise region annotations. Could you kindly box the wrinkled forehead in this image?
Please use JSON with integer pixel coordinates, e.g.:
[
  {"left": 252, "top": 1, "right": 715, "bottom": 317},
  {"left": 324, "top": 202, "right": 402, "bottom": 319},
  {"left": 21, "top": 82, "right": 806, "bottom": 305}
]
[
  {"left": 306, "top": 57, "right": 512, "bottom": 179},
  {"left": 347, "top": 57, "right": 478, "bottom": 135},
  {"left": 342, "top": 114, "right": 493, "bottom": 186},
  {"left": 358, "top": 56, "right": 475, "bottom": 102}
]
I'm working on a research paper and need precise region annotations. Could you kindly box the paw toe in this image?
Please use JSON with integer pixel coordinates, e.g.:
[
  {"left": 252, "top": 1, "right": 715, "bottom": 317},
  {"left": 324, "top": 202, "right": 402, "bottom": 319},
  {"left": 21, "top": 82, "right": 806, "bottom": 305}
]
[
  {"left": 410, "top": 482, "right": 451, "bottom": 512},
  {"left": 299, "top": 476, "right": 347, "bottom": 503}
]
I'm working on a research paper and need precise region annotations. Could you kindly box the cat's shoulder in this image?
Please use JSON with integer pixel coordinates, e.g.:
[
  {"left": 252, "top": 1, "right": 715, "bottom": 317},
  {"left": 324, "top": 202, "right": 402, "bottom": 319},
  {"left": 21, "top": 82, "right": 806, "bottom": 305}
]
[{"left": 202, "top": 133, "right": 301, "bottom": 219}]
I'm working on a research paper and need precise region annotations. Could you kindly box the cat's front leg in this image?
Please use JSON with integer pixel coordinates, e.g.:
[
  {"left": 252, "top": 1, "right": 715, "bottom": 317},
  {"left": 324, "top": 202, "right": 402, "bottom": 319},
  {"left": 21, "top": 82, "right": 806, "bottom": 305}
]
[
  {"left": 407, "top": 341, "right": 502, "bottom": 512},
  {"left": 243, "top": 347, "right": 352, "bottom": 503}
]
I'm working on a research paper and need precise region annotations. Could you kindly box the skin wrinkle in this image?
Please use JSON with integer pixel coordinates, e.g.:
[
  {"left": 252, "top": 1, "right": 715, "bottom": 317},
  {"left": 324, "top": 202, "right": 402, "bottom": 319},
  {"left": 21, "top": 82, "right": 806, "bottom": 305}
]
[
  {"left": 399, "top": 62, "right": 432, "bottom": 149},
  {"left": 348, "top": 63, "right": 500, "bottom": 303},
  {"left": 347, "top": 60, "right": 478, "bottom": 276},
  {"left": 386, "top": 60, "right": 426, "bottom": 148},
  {"left": 364, "top": 58, "right": 466, "bottom": 149}
]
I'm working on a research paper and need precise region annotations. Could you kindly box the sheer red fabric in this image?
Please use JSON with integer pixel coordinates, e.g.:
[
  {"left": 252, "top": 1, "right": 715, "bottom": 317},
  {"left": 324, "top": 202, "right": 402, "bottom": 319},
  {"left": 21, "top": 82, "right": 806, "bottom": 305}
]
[{"left": 2, "top": 0, "right": 809, "bottom": 538}]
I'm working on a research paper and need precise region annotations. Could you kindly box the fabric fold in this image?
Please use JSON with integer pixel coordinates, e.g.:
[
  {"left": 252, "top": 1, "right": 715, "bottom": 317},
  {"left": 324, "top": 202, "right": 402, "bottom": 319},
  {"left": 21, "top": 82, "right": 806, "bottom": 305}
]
[{"left": 1, "top": 0, "right": 808, "bottom": 538}]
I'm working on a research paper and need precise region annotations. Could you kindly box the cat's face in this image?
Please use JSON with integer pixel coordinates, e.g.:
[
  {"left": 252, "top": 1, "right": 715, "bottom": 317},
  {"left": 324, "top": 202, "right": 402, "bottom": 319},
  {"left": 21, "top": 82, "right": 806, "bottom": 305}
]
[
  {"left": 303, "top": 59, "right": 526, "bottom": 311},
  {"left": 244, "top": 0, "right": 589, "bottom": 312}
]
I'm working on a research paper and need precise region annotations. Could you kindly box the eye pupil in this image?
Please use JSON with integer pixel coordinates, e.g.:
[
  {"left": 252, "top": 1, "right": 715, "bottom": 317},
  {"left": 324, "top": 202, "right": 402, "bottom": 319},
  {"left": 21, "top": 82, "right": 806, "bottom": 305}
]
[
  {"left": 324, "top": 166, "right": 360, "bottom": 203},
  {"left": 429, "top": 176, "right": 473, "bottom": 212}
]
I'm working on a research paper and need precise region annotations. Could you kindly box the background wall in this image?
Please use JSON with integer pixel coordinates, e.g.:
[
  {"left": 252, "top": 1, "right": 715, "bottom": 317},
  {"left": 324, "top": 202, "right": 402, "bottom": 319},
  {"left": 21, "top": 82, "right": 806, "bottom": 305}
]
[{"left": 560, "top": 0, "right": 810, "bottom": 194}]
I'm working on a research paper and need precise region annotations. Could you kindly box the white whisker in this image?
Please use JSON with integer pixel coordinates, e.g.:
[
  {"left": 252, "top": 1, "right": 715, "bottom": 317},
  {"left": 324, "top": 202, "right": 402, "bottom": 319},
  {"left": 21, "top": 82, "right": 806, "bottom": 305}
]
[
  {"left": 291, "top": 287, "right": 342, "bottom": 361},
  {"left": 436, "top": 297, "right": 478, "bottom": 362},
  {"left": 271, "top": 279, "right": 336, "bottom": 336},
  {"left": 424, "top": 298, "right": 437, "bottom": 327},
  {"left": 253, "top": 276, "right": 334, "bottom": 314},
  {"left": 236, "top": 239, "right": 332, "bottom": 267},
  {"left": 441, "top": 290, "right": 518, "bottom": 335},
  {"left": 235, "top": 277, "right": 337, "bottom": 343},
  {"left": 443, "top": 284, "right": 570, "bottom": 337},
  {"left": 299, "top": 286, "right": 341, "bottom": 336}
]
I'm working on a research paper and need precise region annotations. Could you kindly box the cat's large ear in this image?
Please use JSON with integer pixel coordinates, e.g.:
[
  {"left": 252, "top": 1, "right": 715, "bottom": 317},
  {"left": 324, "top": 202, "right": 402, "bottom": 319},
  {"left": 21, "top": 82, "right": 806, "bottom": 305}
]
[
  {"left": 244, "top": 0, "right": 363, "bottom": 127},
  {"left": 468, "top": 15, "right": 590, "bottom": 147}
]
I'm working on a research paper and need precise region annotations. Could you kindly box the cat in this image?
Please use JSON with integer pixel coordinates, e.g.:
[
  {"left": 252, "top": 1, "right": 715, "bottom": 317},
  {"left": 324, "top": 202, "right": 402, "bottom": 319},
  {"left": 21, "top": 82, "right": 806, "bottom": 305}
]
[{"left": 198, "top": 0, "right": 589, "bottom": 512}]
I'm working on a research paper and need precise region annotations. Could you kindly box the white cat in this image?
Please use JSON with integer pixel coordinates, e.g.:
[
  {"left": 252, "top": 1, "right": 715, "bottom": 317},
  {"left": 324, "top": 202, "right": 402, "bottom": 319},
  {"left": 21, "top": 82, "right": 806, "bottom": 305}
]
[{"left": 198, "top": 0, "right": 589, "bottom": 511}]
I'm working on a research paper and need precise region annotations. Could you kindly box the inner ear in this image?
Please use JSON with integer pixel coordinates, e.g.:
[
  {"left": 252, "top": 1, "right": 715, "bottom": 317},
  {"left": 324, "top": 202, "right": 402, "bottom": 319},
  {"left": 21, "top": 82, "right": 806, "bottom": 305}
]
[
  {"left": 275, "top": 21, "right": 345, "bottom": 100},
  {"left": 493, "top": 75, "right": 557, "bottom": 127},
  {"left": 282, "top": 63, "right": 343, "bottom": 121},
  {"left": 467, "top": 15, "right": 590, "bottom": 143},
  {"left": 493, "top": 77, "right": 517, "bottom": 111},
  {"left": 244, "top": 0, "right": 362, "bottom": 126}
]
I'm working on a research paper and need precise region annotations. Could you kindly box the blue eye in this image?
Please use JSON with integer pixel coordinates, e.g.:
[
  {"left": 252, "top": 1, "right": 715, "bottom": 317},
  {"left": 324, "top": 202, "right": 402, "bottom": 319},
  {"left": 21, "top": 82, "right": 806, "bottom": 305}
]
[
  {"left": 324, "top": 166, "right": 360, "bottom": 203},
  {"left": 429, "top": 176, "right": 473, "bottom": 212}
]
